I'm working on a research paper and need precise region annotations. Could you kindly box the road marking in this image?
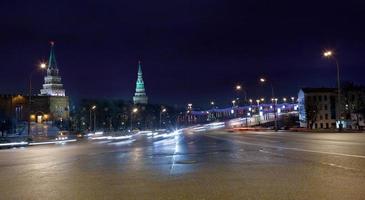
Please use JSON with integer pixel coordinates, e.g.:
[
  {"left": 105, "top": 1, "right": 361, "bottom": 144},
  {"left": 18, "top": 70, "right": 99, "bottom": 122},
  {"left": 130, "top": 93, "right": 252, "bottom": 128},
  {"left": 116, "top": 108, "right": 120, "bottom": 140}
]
[
  {"left": 258, "top": 149, "right": 361, "bottom": 171},
  {"left": 320, "top": 162, "right": 359, "bottom": 171},
  {"left": 206, "top": 135, "right": 365, "bottom": 159},
  {"left": 259, "top": 149, "right": 284, "bottom": 156}
]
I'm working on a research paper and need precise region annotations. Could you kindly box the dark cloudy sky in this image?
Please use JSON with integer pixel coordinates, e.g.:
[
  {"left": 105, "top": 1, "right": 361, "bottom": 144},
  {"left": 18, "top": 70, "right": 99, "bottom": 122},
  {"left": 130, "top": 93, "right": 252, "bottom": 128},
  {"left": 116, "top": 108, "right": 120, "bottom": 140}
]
[{"left": 0, "top": 0, "right": 364, "bottom": 108}]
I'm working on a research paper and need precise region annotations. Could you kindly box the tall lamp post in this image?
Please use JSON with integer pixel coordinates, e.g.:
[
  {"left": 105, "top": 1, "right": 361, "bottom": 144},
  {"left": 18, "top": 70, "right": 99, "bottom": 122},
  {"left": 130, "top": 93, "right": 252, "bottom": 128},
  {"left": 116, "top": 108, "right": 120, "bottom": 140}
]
[
  {"left": 89, "top": 105, "right": 96, "bottom": 131},
  {"left": 187, "top": 103, "right": 193, "bottom": 124},
  {"left": 210, "top": 101, "right": 215, "bottom": 108},
  {"left": 235, "top": 84, "right": 247, "bottom": 105},
  {"left": 209, "top": 101, "right": 215, "bottom": 121},
  {"left": 260, "top": 77, "right": 278, "bottom": 132},
  {"left": 256, "top": 99, "right": 261, "bottom": 125},
  {"left": 323, "top": 50, "right": 342, "bottom": 131},
  {"left": 160, "top": 108, "right": 167, "bottom": 129},
  {"left": 232, "top": 100, "right": 236, "bottom": 107},
  {"left": 27, "top": 62, "right": 47, "bottom": 137},
  {"left": 248, "top": 99, "right": 253, "bottom": 116},
  {"left": 130, "top": 108, "right": 138, "bottom": 130}
]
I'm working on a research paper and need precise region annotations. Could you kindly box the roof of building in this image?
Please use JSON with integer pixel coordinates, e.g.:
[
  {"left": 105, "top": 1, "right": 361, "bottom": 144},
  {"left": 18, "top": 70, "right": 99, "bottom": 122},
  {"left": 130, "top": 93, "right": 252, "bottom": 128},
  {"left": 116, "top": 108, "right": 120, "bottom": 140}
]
[{"left": 300, "top": 88, "right": 337, "bottom": 93}]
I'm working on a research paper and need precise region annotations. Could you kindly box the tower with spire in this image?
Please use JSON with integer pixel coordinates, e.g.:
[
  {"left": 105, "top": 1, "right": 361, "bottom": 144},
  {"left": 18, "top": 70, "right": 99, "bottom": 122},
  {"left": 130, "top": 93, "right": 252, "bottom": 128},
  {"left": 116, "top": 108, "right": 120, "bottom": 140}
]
[
  {"left": 133, "top": 61, "right": 148, "bottom": 104},
  {"left": 40, "top": 42, "right": 66, "bottom": 96}
]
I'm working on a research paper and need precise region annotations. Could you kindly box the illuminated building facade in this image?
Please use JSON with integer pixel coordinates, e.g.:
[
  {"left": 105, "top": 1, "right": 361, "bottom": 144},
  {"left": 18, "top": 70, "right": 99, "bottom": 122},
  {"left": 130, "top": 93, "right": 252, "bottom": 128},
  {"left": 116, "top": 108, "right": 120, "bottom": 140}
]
[
  {"left": 298, "top": 88, "right": 338, "bottom": 129},
  {"left": 0, "top": 94, "right": 69, "bottom": 134}
]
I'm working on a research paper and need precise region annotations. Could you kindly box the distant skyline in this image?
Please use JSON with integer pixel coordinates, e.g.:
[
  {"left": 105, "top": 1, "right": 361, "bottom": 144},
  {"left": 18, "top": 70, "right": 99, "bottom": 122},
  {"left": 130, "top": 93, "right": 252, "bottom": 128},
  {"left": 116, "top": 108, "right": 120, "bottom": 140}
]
[{"left": 1, "top": 0, "right": 365, "bottom": 108}]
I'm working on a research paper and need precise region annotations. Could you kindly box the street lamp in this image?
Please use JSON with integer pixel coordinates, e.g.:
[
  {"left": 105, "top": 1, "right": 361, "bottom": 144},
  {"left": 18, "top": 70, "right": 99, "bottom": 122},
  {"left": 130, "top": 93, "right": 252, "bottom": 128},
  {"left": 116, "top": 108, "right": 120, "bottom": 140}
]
[
  {"left": 259, "top": 77, "right": 278, "bottom": 131},
  {"left": 28, "top": 62, "right": 47, "bottom": 136},
  {"left": 232, "top": 100, "right": 236, "bottom": 107},
  {"left": 256, "top": 99, "right": 261, "bottom": 124},
  {"left": 130, "top": 107, "right": 138, "bottom": 130},
  {"left": 160, "top": 108, "right": 167, "bottom": 128},
  {"left": 283, "top": 97, "right": 287, "bottom": 103},
  {"left": 187, "top": 103, "right": 193, "bottom": 110},
  {"left": 40, "top": 63, "right": 46, "bottom": 69},
  {"left": 235, "top": 84, "right": 247, "bottom": 105},
  {"left": 210, "top": 101, "right": 216, "bottom": 111},
  {"left": 323, "top": 50, "right": 342, "bottom": 131},
  {"left": 291, "top": 97, "right": 295, "bottom": 103},
  {"left": 89, "top": 105, "right": 96, "bottom": 131}
]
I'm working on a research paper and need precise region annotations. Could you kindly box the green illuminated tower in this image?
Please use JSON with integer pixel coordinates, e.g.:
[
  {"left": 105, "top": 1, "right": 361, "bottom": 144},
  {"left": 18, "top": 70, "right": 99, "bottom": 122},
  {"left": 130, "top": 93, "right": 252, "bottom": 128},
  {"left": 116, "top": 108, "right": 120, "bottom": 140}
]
[{"left": 133, "top": 61, "right": 148, "bottom": 104}]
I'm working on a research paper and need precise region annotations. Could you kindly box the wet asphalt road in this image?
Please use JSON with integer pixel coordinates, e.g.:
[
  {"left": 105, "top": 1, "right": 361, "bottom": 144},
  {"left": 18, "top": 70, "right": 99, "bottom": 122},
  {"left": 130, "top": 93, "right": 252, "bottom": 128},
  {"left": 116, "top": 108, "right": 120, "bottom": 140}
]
[{"left": 0, "top": 130, "right": 365, "bottom": 200}]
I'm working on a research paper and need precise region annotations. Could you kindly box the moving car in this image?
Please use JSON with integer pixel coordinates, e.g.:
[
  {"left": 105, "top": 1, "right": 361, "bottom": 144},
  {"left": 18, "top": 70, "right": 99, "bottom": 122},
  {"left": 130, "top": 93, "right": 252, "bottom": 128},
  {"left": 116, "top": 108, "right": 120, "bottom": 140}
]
[{"left": 56, "top": 131, "right": 69, "bottom": 140}]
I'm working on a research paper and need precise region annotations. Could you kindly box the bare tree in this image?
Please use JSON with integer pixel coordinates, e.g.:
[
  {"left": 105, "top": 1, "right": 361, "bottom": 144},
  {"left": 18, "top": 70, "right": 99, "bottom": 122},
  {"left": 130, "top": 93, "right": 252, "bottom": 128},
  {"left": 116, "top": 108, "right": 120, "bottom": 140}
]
[
  {"left": 342, "top": 82, "right": 365, "bottom": 130},
  {"left": 305, "top": 97, "right": 320, "bottom": 129}
]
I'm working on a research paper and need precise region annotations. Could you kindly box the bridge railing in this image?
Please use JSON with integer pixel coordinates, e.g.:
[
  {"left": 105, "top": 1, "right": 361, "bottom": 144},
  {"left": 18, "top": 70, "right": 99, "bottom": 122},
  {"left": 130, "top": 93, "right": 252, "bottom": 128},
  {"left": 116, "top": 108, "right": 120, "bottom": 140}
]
[{"left": 177, "top": 103, "right": 299, "bottom": 126}]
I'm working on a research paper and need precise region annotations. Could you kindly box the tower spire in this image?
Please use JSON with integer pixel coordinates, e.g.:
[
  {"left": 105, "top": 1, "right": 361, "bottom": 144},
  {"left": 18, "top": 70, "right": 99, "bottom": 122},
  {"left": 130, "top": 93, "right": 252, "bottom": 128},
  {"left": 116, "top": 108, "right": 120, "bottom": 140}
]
[
  {"left": 133, "top": 60, "right": 148, "bottom": 104},
  {"left": 48, "top": 41, "right": 58, "bottom": 70},
  {"left": 138, "top": 60, "right": 142, "bottom": 75}
]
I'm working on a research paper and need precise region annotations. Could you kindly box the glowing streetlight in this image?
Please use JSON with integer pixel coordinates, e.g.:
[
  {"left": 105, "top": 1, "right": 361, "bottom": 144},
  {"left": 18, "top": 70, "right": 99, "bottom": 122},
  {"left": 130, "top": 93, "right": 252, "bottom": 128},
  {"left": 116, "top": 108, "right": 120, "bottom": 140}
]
[
  {"left": 323, "top": 50, "right": 333, "bottom": 57},
  {"left": 235, "top": 84, "right": 247, "bottom": 105},
  {"left": 160, "top": 108, "right": 167, "bottom": 128},
  {"left": 291, "top": 97, "right": 295, "bottom": 103},
  {"left": 259, "top": 77, "right": 278, "bottom": 131},
  {"left": 89, "top": 105, "right": 97, "bottom": 131},
  {"left": 28, "top": 61, "right": 47, "bottom": 136},
  {"left": 40, "top": 62, "right": 47, "bottom": 69},
  {"left": 130, "top": 107, "right": 138, "bottom": 130},
  {"left": 260, "top": 98, "right": 265, "bottom": 102},
  {"left": 283, "top": 97, "right": 287, "bottom": 102},
  {"left": 323, "top": 50, "right": 342, "bottom": 131}
]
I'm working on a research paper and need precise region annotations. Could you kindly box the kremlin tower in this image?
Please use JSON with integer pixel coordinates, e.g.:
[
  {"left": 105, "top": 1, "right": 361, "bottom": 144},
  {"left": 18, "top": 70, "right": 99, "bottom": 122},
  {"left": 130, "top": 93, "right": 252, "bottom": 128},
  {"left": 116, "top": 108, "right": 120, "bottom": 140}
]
[
  {"left": 133, "top": 61, "right": 148, "bottom": 104},
  {"left": 40, "top": 42, "right": 66, "bottom": 96}
]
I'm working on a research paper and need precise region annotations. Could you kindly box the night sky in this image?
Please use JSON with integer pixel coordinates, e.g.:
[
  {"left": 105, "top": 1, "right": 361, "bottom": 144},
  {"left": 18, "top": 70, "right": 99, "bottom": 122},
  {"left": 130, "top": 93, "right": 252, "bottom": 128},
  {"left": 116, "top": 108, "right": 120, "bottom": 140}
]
[{"left": 1, "top": 0, "right": 365, "bottom": 108}]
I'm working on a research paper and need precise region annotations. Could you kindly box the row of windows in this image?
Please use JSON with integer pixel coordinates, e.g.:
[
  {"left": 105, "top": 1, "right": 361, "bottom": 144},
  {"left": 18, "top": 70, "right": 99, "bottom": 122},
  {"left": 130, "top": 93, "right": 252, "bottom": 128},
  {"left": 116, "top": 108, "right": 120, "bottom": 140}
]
[
  {"left": 307, "top": 95, "right": 331, "bottom": 102},
  {"left": 317, "top": 104, "right": 328, "bottom": 111},
  {"left": 319, "top": 114, "right": 329, "bottom": 120},
  {"left": 314, "top": 122, "right": 336, "bottom": 129},
  {"left": 318, "top": 111, "right": 336, "bottom": 120}
]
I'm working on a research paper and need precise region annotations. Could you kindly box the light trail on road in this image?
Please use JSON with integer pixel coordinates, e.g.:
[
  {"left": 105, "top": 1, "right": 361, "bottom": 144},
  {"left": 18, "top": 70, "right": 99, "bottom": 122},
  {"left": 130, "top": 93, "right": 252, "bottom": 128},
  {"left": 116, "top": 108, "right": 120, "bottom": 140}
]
[{"left": 206, "top": 134, "right": 365, "bottom": 159}]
